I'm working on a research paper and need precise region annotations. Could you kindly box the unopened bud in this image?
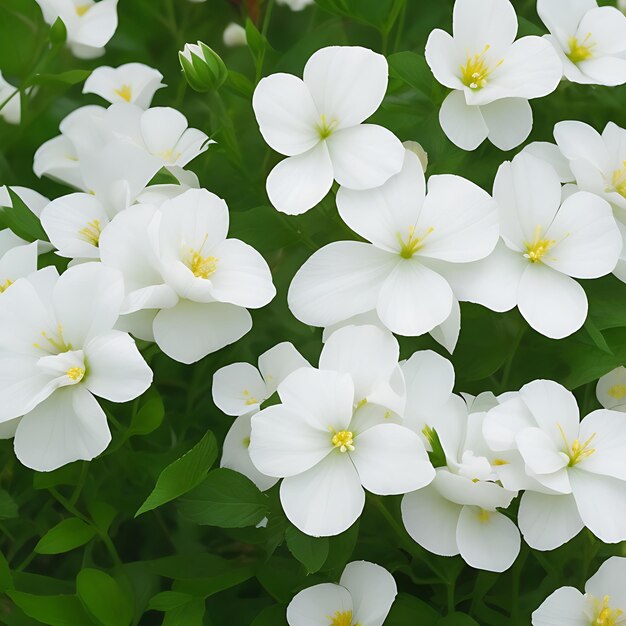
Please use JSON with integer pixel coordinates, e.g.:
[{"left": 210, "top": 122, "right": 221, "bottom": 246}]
[
  {"left": 223, "top": 23, "right": 247, "bottom": 47},
  {"left": 179, "top": 41, "right": 227, "bottom": 92}
]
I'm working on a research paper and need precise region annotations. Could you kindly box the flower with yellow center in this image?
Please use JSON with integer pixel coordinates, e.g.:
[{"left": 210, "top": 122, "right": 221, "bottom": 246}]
[
  {"left": 188, "top": 250, "right": 219, "bottom": 279},
  {"left": 611, "top": 161, "right": 626, "bottom": 199},
  {"left": 316, "top": 114, "right": 339, "bottom": 140},
  {"left": 608, "top": 384, "right": 626, "bottom": 400},
  {"left": 566, "top": 33, "right": 595, "bottom": 64},
  {"left": 75, "top": 4, "right": 90, "bottom": 16},
  {"left": 114, "top": 84, "right": 132, "bottom": 102},
  {"left": 460, "top": 45, "right": 503, "bottom": 90},
  {"left": 0, "top": 278, "right": 13, "bottom": 293},
  {"left": 66, "top": 367, "right": 85, "bottom": 383},
  {"left": 593, "top": 595, "right": 623, "bottom": 626},
  {"left": 78, "top": 219, "right": 102, "bottom": 247},
  {"left": 397, "top": 225, "right": 434, "bottom": 259},
  {"left": 331, "top": 429, "right": 355, "bottom": 453},
  {"left": 328, "top": 610, "right": 358, "bottom": 626},
  {"left": 557, "top": 423, "right": 596, "bottom": 467},
  {"left": 523, "top": 225, "right": 556, "bottom": 264}
]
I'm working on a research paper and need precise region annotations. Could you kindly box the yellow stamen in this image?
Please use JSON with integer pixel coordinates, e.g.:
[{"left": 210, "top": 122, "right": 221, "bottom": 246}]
[
  {"left": 242, "top": 389, "right": 258, "bottom": 406},
  {"left": 186, "top": 234, "right": 218, "bottom": 279},
  {"left": 243, "top": 436, "right": 251, "bottom": 448},
  {"left": 398, "top": 225, "right": 434, "bottom": 259},
  {"left": 316, "top": 114, "right": 339, "bottom": 140},
  {"left": 0, "top": 278, "right": 13, "bottom": 293},
  {"left": 331, "top": 429, "right": 355, "bottom": 453},
  {"left": 78, "top": 219, "right": 101, "bottom": 247},
  {"left": 477, "top": 509, "right": 491, "bottom": 523},
  {"left": 66, "top": 367, "right": 85, "bottom": 382},
  {"left": 567, "top": 33, "right": 595, "bottom": 64},
  {"left": 557, "top": 423, "right": 596, "bottom": 466},
  {"left": 611, "top": 161, "right": 626, "bottom": 199},
  {"left": 524, "top": 224, "right": 556, "bottom": 264},
  {"left": 328, "top": 610, "right": 359, "bottom": 626},
  {"left": 594, "top": 595, "right": 623, "bottom": 626},
  {"left": 75, "top": 4, "right": 90, "bottom": 16},
  {"left": 460, "top": 45, "right": 503, "bottom": 90},
  {"left": 114, "top": 84, "right": 132, "bottom": 102},
  {"left": 608, "top": 384, "right": 626, "bottom": 400},
  {"left": 33, "top": 325, "right": 72, "bottom": 354},
  {"left": 493, "top": 458, "right": 508, "bottom": 466}
]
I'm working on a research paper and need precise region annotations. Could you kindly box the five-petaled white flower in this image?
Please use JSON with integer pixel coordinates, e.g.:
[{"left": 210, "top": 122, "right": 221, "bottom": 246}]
[
  {"left": 252, "top": 45, "right": 404, "bottom": 214},
  {"left": 532, "top": 557, "right": 626, "bottom": 626},
  {"left": 596, "top": 367, "right": 626, "bottom": 413},
  {"left": 249, "top": 325, "right": 434, "bottom": 536},
  {"left": 288, "top": 149, "right": 498, "bottom": 337},
  {"left": 425, "top": 0, "right": 562, "bottom": 150},
  {"left": 0, "top": 263, "right": 152, "bottom": 471},
  {"left": 287, "top": 560, "right": 397, "bottom": 626},
  {"left": 537, "top": 0, "right": 626, "bottom": 86}
]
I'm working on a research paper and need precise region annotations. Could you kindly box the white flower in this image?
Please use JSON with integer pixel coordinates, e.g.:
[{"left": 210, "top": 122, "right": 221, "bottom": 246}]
[
  {"left": 532, "top": 557, "right": 626, "bottom": 626},
  {"left": 0, "top": 71, "right": 21, "bottom": 125},
  {"left": 34, "top": 0, "right": 118, "bottom": 59},
  {"left": 401, "top": 362, "right": 521, "bottom": 572},
  {"left": 276, "top": 0, "right": 314, "bottom": 11},
  {"left": 287, "top": 561, "right": 397, "bottom": 626},
  {"left": 222, "top": 23, "right": 246, "bottom": 47},
  {"left": 0, "top": 240, "right": 38, "bottom": 296},
  {"left": 444, "top": 152, "right": 622, "bottom": 339},
  {"left": 252, "top": 45, "right": 404, "bottom": 215},
  {"left": 98, "top": 188, "right": 276, "bottom": 364},
  {"left": 597, "top": 367, "right": 626, "bottom": 412},
  {"left": 537, "top": 0, "right": 626, "bottom": 86},
  {"left": 83, "top": 63, "right": 165, "bottom": 108},
  {"left": 0, "top": 263, "right": 152, "bottom": 471},
  {"left": 249, "top": 325, "right": 434, "bottom": 536},
  {"left": 288, "top": 149, "right": 498, "bottom": 338},
  {"left": 484, "top": 379, "right": 626, "bottom": 548},
  {"left": 425, "top": 0, "right": 562, "bottom": 150}
]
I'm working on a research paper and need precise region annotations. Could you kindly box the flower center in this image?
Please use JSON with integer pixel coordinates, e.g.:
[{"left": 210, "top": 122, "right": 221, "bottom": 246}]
[
  {"left": 523, "top": 225, "right": 555, "bottom": 264},
  {"left": 331, "top": 429, "right": 355, "bottom": 453},
  {"left": 608, "top": 384, "right": 626, "bottom": 400},
  {"left": 397, "top": 226, "right": 434, "bottom": 259},
  {"left": 189, "top": 251, "right": 218, "bottom": 279},
  {"left": 566, "top": 33, "right": 595, "bottom": 64},
  {"left": 460, "top": 45, "right": 503, "bottom": 90},
  {"left": 611, "top": 161, "right": 626, "bottom": 199},
  {"left": 78, "top": 219, "right": 102, "bottom": 247},
  {"left": 316, "top": 114, "right": 339, "bottom": 140},
  {"left": 66, "top": 367, "right": 85, "bottom": 382},
  {"left": 0, "top": 278, "right": 13, "bottom": 293},
  {"left": 114, "top": 84, "right": 133, "bottom": 102},
  {"left": 477, "top": 509, "right": 491, "bottom": 523},
  {"left": 242, "top": 389, "right": 258, "bottom": 406},
  {"left": 328, "top": 610, "right": 359, "bottom": 626},
  {"left": 593, "top": 595, "right": 623, "bottom": 626},
  {"left": 75, "top": 4, "right": 90, "bottom": 16},
  {"left": 32, "top": 325, "right": 73, "bottom": 354},
  {"left": 557, "top": 423, "right": 596, "bottom": 466}
]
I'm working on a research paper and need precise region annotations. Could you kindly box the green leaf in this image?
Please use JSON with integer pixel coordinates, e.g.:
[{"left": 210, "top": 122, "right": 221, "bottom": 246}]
[
  {"left": 148, "top": 591, "right": 193, "bottom": 612},
  {"left": 285, "top": 525, "right": 329, "bottom": 574},
  {"left": 0, "top": 549, "right": 13, "bottom": 592},
  {"left": 178, "top": 468, "right": 268, "bottom": 528},
  {"left": 388, "top": 51, "right": 434, "bottom": 97},
  {"left": 33, "top": 463, "right": 82, "bottom": 490},
  {"left": 245, "top": 18, "right": 265, "bottom": 60},
  {"left": 0, "top": 188, "right": 48, "bottom": 242},
  {"left": 225, "top": 70, "right": 254, "bottom": 98},
  {"left": 129, "top": 392, "right": 165, "bottom": 436},
  {"left": 48, "top": 17, "right": 67, "bottom": 45},
  {"left": 162, "top": 599, "right": 205, "bottom": 626},
  {"left": 34, "top": 518, "right": 97, "bottom": 555},
  {"left": 87, "top": 501, "right": 117, "bottom": 534},
  {"left": 437, "top": 613, "right": 480, "bottom": 626},
  {"left": 76, "top": 569, "right": 133, "bottom": 626},
  {"left": 147, "top": 167, "right": 181, "bottom": 186},
  {"left": 135, "top": 430, "right": 218, "bottom": 516},
  {"left": 7, "top": 591, "right": 95, "bottom": 626},
  {"left": 172, "top": 565, "right": 255, "bottom": 598},
  {"left": 251, "top": 604, "right": 288, "bottom": 626},
  {"left": 25, "top": 69, "right": 91, "bottom": 87},
  {"left": 387, "top": 593, "right": 440, "bottom": 625},
  {"left": 584, "top": 318, "right": 613, "bottom": 355},
  {"left": 0, "top": 488, "right": 18, "bottom": 519}
]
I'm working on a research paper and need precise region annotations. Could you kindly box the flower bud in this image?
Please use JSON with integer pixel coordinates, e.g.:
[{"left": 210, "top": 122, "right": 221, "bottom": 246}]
[
  {"left": 179, "top": 41, "right": 227, "bottom": 92},
  {"left": 223, "top": 22, "right": 247, "bottom": 47}
]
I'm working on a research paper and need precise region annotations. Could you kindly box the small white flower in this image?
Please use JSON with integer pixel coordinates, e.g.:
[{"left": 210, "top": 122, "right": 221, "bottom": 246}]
[
  {"left": 0, "top": 71, "right": 21, "bottom": 125},
  {"left": 288, "top": 148, "right": 498, "bottom": 338},
  {"left": 532, "top": 556, "right": 626, "bottom": 626},
  {"left": 249, "top": 325, "right": 434, "bottom": 536},
  {"left": 276, "top": 0, "right": 314, "bottom": 11},
  {"left": 0, "top": 263, "right": 152, "bottom": 471},
  {"left": 425, "top": 0, "right": 562, "bottom": 150},
  {"left": 252, "top": 45, "right": 404, "bottom": 215},
  {"left": 222, "top": 23, "right": 247, "bottom": 47},
  {"left": 83, "top": 63, "right": 165, "bottom": 108},
  {"left": 538, "top": 0, "right": 626, "bottom": 86},
  {"left": 34, "top": 0, "right": 118, "bottom": 59},
  {"left": 484, "top": 379, "right": 626, "bottom": 549},
  {"left": 0, "top": 240, "right": 38, "bottom": 296},
  {"left": 287, "top": 561, "right": 397, "bottom": 626},
  {"left": 596, "top": 366, "right": 626, "bottom": 412},
  {"left": 444, "top": 151, "right": 622, "bottom": 339}
]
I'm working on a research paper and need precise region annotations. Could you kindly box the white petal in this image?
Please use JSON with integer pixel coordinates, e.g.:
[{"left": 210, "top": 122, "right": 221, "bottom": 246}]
[
  {"left": 483, "top": 396, "right": 536, "bottom": 452},
  {"left": 33, "top": 135, "right": 85, "bottom": 190},
  {"left": 439, "top": 91, "right": 488, "bottom": 151},
  {"left": 596, "top": 367, "right": 626, "bottom": 411},
  {"left": 280, "top": 452, "right": 364, "bottom": 536},
  {"left": 83, "top": 330, "right": 152, "bottom": 402},
  {"left": 401, "top": 485, "right": 461, "bottom": 557},
  {"left": 430, "top": 297, "right": 460, "bottom": 354},
  {"left": 140, "top": 107, "right": 188, "bottom": 156},
  {"left": 425, "top": 29, "right": 465, "bottom": 90},
  {"left": 579, "top": 56, "right": 626, "bottom": 87},
  {"left": 481, "top": 98, "right": 532, "bottom": 151},
  {"left": 266, "top": 142, "right": 333, "bottom": 215},
  {"left": 0, "top": 242, "right": 38, "bottom": 285},
  {"left": 350, "top": 424, "right": 434, "bottom": 495},
  {"left": 326, "top": 124, "right": 404, "bottom": 190},
  {"left": 577, "top": 6, "right": 626, "bottom": 56},
  {"left": 537, "top": 0, "right": 596, "bottom": 41},
  {"left": 258, "top": 342, "right": 310, "bottom": 395},
  {"left": 516, "top": 427, "right": 569, "bottom": 480},
  {"left": 531, "top": 586, "right": 589, "bottom": 626},
  {"left": 212, "top": 362, "right": 267, "bottom": 416},
  {"left": 434, "top": 469, "right": 515, "bottom": 509},
  {"left": 303, "top": 46, "right": 388, "bottom": 128},
  {"left": 522, "top": 141, "right": 575, "bottom": 183},
  {"left": 376, "top": 260, "right": 453, "bottom": 336},
  {"left": 453, "top": 0, "right": 518, "bottom": 55},
  {"left": 339, "top": 561, "right": 397, "bottom": 626},
  {"left": 517, "top": 263, "right": 587, "bottom": 339},
  {"left": 287, "top": 583, "right": 352, "bottom": 626},
  {"left": 252, "top": 73, "right": 320, "bottom": 156},
  {"left": 288, "top": 242, "right": 397, "bottom": 327},
  {"left": 576, "top": 409, "right": 626, "bottom": 481},
  {"left": 518, "top": 491, "right": 583, "bottom": 550},
  {"left": 554, "top": 121, "right": 611, "bottom": 174},
  {"left": 14, "top": 387, "right": 111, "bottom": 472},
  {"left": 153, "top": 300, "right": 251, "bottom": 364},
  {"left": 456, "top": 506, "right": 520, "bottom": 572},
  {"left": 249, "top": 404, "right": 332, "bottom": 478},
  {"left": 585, "top": 557, "right": 626, "bottom": 611}
]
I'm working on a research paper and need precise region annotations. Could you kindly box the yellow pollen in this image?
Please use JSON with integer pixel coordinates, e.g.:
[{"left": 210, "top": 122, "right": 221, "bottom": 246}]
[
  {"left": 567, "top": 33, "right": 595, "bottom": 64},
  {"left": 557, "top": 423, "right": 596, "bottom": 466},
  {"left": 594, "top": 595, "right": 623, "bottom": 626},
  {"left": 477, "top": 509, "right": 491, "bottom": 523},
  {"left": 493, "top": 458, "right": 508, "bottom": 466},
  {"left": 316, "top": 114, "right": 339, "bottom": 140},
  {"left": 78, "top": 219, "right": 101, "bottom": 247},
  {"left": 75, "top": 4, "right": 90, "bottom": 16},
  {"left": 355, "top": 398, "right": 368, "bottom": 410},
  {"left": 398, "top": 225, "right": 434, "bottom": 259},
  {"left": 524, "top": 224, "right": 556, "bottom": 264},
  {"left": 66, "top": 367, "right": 85, "bottom": 382},
  {"left": 33, "top": 325, "right": 72, "bottom": 354},
  {"left": 0, "top": 278, "right": 13, "bottom": 293},
  {"left": 328, "top": 610, "right": 359, "bottom": 626},
  {"left": 243, "top": 436, "right": 251, "bottom": 448},
  {"left": 242, "top": 389, "right": 258, "bottom": 406},
  {"left": 331, "top": 429, "right": 355, "bottom": 453},
  {"left": 608, "top": 384, "right": 626, "bottom": 400},
  {"left": 460, "top": 45, "right": 503, "bottom": 90},
  {"left": 611, "top": 161, "right": 626, "bottom": 199},
  {"left": 114, "top": 84, "right": 132, "bottom": 102}
]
